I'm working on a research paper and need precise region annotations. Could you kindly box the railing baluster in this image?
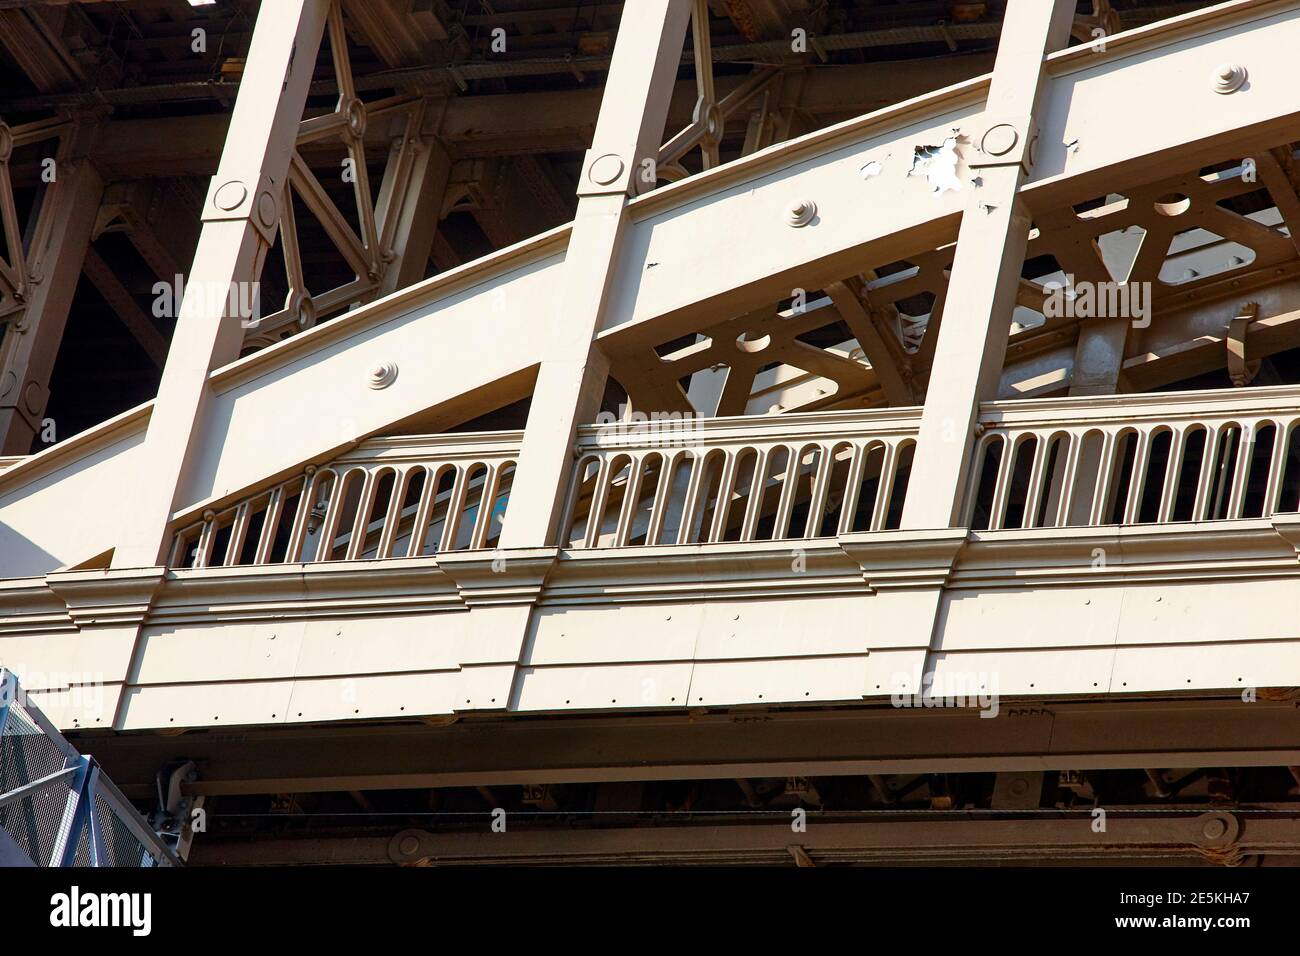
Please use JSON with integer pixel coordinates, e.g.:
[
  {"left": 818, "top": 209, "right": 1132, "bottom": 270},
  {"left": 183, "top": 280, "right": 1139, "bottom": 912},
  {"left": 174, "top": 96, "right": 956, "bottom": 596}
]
[
  {"left": 870, "top": 442, "right": 902, "bottom": 533},
  {"left": 254, "top": 486, "right": 285, "bottom": 564},
  {"left": 836, "top": 443, "right": 868, "bottom": 536},
  {"left": 440, "top": 466, "right": 473, "bottom": 552},
  {"left": 1020, "top": 434, "right": 1050, "bottom": 530},
  {"left": 1156, "top": 428, "right": 1184, "bottom": 524},
  {"left": 771, "top": 444, "right": 802, "bottom": 540},
  {"left": 675, "top": 452, "right": 709, "bottom": 545},
  {"left": 614, "top": 455, "right": 646, "bottom": 547},
  {"left": 1121, "top": 429, "right": 1150, "bottom": 525},
  {"left": 583, "top": 456, "right": 618, "bottom": 548},
  {"left": 286, "top": 470, "right": 323, "bottom": 562},
  {"left": 1053, "top": 432, "right": 1082, "bottom": 528},
  {"left": 645, "top": 451, "right": 679, "bottom": 546},
  {"left": 345, "top": 470, "right": 380, "bottom": 561},
  {"left": 739, "top": 447, "right": 771, "bottom": 542},
  {"left": 193, "top": 518, "right": 217, "bottom": 569},
  {"left": 314, "top": 468, "right": 354, "bottom": 561},
  {"left": 1264, "top": 420, "right": 1290, "bottom": 516},
  {"left": 986, "top": 435, "right": 1018, "bottom": 531},
  {"left": 1089, "top": 431, "right": 1117, "bottom": 526},
  {"left": 376, "top": 470, "right": 406, "bottom": 559},
  {"left": 406, "top": 465, "right": 441, "bottom": 558},
  {"left": 1225, "top": 421, "right": 1254, "bottom": 520},
  {"left": 223, "top": 502, "right": 251, "bottom": 566},
  {"left": 708, "top": 449, "right": 741, "bottom": 543},
  {"left": 469, "top": 463, "right": 502, "bottom": 550},
  {"left": 803, "top": 444, "right": 835, "bottom": 538}
]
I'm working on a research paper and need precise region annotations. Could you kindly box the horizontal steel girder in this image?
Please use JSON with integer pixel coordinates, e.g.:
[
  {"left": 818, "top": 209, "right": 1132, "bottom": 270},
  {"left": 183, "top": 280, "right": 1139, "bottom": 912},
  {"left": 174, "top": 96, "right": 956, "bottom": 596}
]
[{"left": 73, "top": 696, "right": 1300, "bottom": 798}]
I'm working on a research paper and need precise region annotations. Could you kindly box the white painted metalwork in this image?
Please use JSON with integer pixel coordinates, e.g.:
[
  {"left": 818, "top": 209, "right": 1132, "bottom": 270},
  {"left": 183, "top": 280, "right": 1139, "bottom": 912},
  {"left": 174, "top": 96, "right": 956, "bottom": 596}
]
[
  {"left": 168, "top": 432, "right": 520, "bottom": 568},
  {"left": 564, "top": 408, "right": 919, "bottom": 548},
  {"left": 972, "top": 384, "right": 1300, "bottom": 530}
]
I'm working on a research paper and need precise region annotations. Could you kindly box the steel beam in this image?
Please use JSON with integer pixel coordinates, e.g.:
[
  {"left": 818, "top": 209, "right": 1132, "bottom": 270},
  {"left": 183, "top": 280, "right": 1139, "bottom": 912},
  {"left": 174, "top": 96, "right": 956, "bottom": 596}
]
[
  {"left": 0, "top": 149, "right": 103, "bottom": 455},
  {"left": 901, "top": 0, "right": 1077, "bottom": 529},
  {"left": 73, "top": 697, "right": 1300, "bottom": 799},
  {"left": 109, "top": 0, "right": 331, "bottom": 569},
  {"left": 189, "top": 811, "right": 1300, "bottom": 866}
]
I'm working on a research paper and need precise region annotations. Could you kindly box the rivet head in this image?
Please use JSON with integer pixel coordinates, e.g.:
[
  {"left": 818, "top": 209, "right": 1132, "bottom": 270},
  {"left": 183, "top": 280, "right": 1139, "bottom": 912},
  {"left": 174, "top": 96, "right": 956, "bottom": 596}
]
[
  {"left": 368, "top": 361, "right": 399, "bottom": 389},
  {"left": 589, "top": 153, "right": 625, "bottom": 186},
  {"left": 980, "top": 122, "right": 1019, "bottom": 157},
  {"left": 785, "top": 199, "right": 817, "bottom": 227},
  {"left": 213, "top": 180, "right": 249, "bottom": 212},
  {"left": 1202, "top": 817, "right": 1227, "bottom": 840},
  {"left": 344, "top": 97, "right": 367, "bottom": 139},
  {"left": 256, "top": 191, "right": 278, "bottom": 228},
  {"left": 287, "top": 290, "right": 316, "bottom": 328},
  {"left": 1212, "top": 63, "right": 1247, "bottom": 94}
]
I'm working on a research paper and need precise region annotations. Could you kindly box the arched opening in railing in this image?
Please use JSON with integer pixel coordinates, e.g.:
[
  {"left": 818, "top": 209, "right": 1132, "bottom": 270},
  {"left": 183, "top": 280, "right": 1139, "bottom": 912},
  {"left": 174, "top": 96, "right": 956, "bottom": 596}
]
[
  {"left": 1066, "top": 429, "right": 1106, "bottom": 527},
  {"left": 686, "top": 449, "right": 728, "bottom": 544},
  {"left": 1171, "top": 425, "right": 1208, "bottom": 522},
  {"left": 387, "top": 466, "right": 427, "bottom": 558},
  {"left": 1105, "top": 429, "right": 1140, "bottom": 525},
  {"left": 1241, "top": 422, "right": 1278, "bottom": 519},
  {"left": 1032, "top": 432, "right": 1069, "bottom": 528},
  {"left": 1278, "top": 422, "right": 1300, "bottom": 514},
  {"left": 1136, "top": 428, "right": 1173, "bottom": 524},
  {"left": 626, "top": 454, "right": 666, "bottom": 546},
  {"left": 970, "top": 436, "right": 1004, "bottom": 531},
  {"left": 721, "top": 448, "right": 760, "bottom": 543},
  {"left": 848, "top": 441, "right": 888, "bottom": 533},
  {"left": 882, "top": 441, "right": 914, "bottom": 530},
  {"left": 1003, "top": 435, "right": 1039, "bottom": 530},
  {"left": 1204, "top": 422, "right": 1243, "bottom": 521},
  {"left": 785, "top": 443, "right": 824, "bottom": 540}
]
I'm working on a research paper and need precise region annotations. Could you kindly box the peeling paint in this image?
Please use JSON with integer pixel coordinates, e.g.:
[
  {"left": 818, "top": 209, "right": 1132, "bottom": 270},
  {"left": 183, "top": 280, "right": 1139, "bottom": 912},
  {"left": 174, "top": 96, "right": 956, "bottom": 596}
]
[
  {"left": 908, "top": 137, "right": 963, "bottom": 195},
  {"left": 859, "top": 160, "right": 883, "bottom": 179}
]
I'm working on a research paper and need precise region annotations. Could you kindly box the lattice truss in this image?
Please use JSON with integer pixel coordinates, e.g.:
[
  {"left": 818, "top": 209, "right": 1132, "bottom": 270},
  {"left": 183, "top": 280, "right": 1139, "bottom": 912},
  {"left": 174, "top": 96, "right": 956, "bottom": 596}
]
[
  {"left": 244, "top": 0, "right": 431, "bottom": 351},
  {"left": 0, "top": 115, "right": 72, "bottom": 373},
  {"left": 609, "top": 134, "right": 1300, "bottom": 419}
]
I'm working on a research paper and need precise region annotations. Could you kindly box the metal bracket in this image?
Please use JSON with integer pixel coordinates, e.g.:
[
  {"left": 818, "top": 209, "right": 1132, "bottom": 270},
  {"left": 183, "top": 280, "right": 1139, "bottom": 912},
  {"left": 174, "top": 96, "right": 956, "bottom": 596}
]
[
  {"left": 1227, "top": 301, "right": 1260, "bottom": 386},
  {"left": 151, "top": 759, "right": 202, "bottom": 861}
]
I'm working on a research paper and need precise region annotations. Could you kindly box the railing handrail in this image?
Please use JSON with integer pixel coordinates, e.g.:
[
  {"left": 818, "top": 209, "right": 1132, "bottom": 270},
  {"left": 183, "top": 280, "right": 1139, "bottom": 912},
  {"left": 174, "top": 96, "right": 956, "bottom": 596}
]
[
  {"left": 576, "top": 406, "right": 923, "bottom": 450},
  {"left": 981, "top": 383, "right": 1300, "bottom": 429},
  {"left": 330, "top": 430, "right": 525, "bottom": 465}
]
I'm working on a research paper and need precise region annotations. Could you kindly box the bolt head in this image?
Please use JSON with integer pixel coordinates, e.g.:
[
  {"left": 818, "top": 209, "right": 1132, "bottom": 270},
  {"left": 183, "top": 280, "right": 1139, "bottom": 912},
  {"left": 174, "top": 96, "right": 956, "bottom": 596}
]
[
  {"left": 1212, "top": 63, "right": 1247, "bottom": 94},
  {"left": 785, "top": 199, "right": 817, "bottom": 227}
]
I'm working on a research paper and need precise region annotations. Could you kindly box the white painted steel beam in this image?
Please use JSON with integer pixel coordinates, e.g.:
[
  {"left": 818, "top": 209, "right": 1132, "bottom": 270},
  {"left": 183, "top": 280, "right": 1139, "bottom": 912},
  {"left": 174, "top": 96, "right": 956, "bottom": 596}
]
[
  {"left": 900, "top": 0, "right": 1077, "bottom": 530},
  {"left": 501, "top": 0, "right": 694, "bottom": 548},
  {"left": 109, "top": 0, "right": 331, "bottom": 569}
]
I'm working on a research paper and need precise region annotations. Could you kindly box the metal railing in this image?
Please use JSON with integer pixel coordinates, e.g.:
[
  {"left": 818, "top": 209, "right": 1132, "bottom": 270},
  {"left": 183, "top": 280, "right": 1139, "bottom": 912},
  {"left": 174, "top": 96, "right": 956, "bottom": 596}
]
[
  {"left": 563, "top": 408, "right": 921, "bottom": 548},
  {"left": 169, "top": 432, "right": 520, "bottom": 569},
  {"left": 0, "top": 670, "right": 177, "bottom": 867},
  {"left": 970, "top": 385, "right": 1300, "bottom": 530}
]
